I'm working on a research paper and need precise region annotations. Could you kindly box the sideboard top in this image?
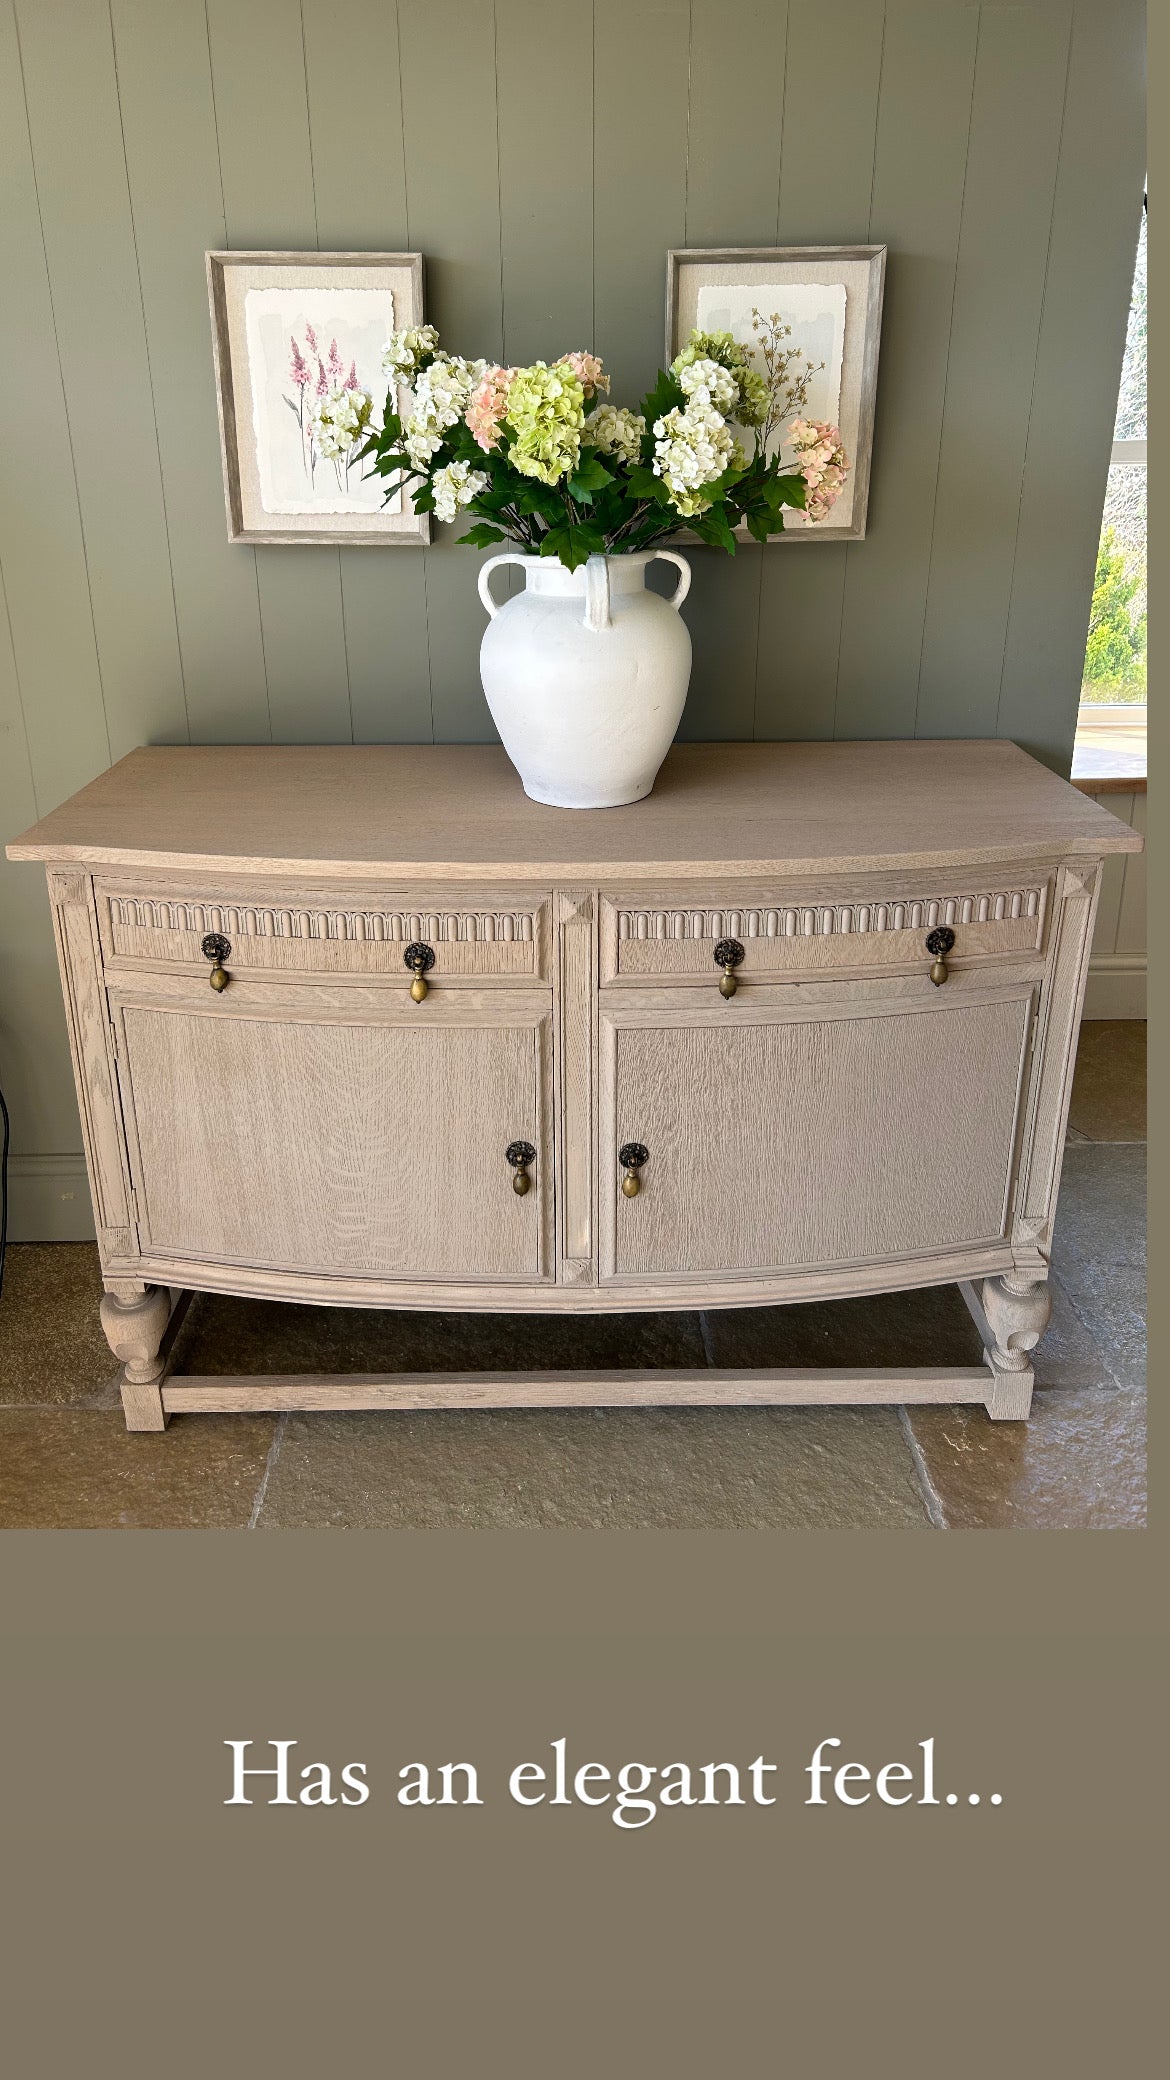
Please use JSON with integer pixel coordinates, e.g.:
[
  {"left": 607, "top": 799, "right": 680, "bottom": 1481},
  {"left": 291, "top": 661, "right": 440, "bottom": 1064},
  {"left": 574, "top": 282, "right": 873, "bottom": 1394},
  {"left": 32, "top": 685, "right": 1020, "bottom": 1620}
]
[{"left": 7, "top": 741, "right": 1141, "bottom": 882}]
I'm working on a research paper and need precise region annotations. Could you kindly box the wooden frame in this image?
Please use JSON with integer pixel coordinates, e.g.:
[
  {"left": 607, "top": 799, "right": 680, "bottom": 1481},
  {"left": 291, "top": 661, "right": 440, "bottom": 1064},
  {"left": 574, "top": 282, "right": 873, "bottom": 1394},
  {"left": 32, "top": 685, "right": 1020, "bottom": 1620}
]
[
  {"left": 665, "top": 245, "right": 886, "bottom": 541},
  {"left": 206, "top": 249, "right": 429, "bottom": 546}
]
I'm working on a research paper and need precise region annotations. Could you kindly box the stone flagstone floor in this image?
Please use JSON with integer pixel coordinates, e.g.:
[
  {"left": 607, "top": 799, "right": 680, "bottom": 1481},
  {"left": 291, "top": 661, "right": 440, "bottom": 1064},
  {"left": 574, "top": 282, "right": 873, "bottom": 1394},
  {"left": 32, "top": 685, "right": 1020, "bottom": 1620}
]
[{"left": 0, "top": 1023, "right": 1145, "bottom": 1530}]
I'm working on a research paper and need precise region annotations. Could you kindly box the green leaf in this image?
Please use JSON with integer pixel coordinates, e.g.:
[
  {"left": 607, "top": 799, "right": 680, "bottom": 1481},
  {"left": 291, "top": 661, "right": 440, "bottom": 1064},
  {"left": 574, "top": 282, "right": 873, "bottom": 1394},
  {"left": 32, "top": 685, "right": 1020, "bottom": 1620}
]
[
  {"left": 625, "top": 465, "right": 672, "bottom": 506},
  {"left": 690, "top": 503, "right": 737, "bottom": 553},
  {"left": 539, "top": 520, "right": 605, "bottom": 572},
  {"left": 567, "top": 455, "right": 615, "bottom": 503},
  {"left": 763, "top": 469, "right": 807, "bottom": 511},
  {"left": 457, "top": 522, "right": 507, "bottom": 548},
  {"left": 638, "top": 369, "right": 685, "bottom": 428}
]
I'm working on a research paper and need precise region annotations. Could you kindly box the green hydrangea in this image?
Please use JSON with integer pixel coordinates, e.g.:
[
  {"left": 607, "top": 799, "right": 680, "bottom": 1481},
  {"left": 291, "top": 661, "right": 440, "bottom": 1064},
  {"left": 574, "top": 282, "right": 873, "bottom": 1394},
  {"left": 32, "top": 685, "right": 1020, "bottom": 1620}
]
[
  {"left": 672, "top": 329, "right": 751, "bottom": 380},
  {"left": 505, "top": 361, "right": 585, "bottom": 484},
  {"left": 736, "top": 367, "right": 770, "bottom": 427}
]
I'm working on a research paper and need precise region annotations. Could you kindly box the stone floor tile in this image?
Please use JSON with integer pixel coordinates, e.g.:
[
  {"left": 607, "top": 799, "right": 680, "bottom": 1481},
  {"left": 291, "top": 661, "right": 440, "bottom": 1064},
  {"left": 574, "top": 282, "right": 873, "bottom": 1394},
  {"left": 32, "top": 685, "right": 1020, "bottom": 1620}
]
[
  {"left": 0, "top": 1244, "right": 119, "bottom": 1408},
  {"left": 173, "top": 1295, "right": 707, "bottom": 1375},
  {"left": 1054, "top": 1261, "right": 1147, "bottom": 1390},
  {"left": 905, "top": 1382, "right": 1146, "bottom": 1529},
  {"left": 0, "top": 1409, "right": 277, "bottom": 1529},
  {"left": 1031, "top": 1272, "right": 1115, "bottom": 1389},
  {"left": 256, "top": 1404, "right": 933, "bottom": 1531},
  {"left": 1068, "top": 1020, "right": 1147, "bottom": 1142},
  {"left": 1051, "top": 1144, "right": 1146, "bottom": 1272}
]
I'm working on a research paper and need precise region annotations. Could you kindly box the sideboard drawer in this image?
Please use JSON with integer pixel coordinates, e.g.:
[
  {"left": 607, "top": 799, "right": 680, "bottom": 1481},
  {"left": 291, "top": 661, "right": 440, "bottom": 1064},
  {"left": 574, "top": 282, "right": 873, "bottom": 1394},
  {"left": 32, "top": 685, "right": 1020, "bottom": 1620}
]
[
  {"left": 97, "top": 882, "right": 549, "bottom": 986},
  {"left": 601, "top": 878, "right": 1050, "bottom": 986}
]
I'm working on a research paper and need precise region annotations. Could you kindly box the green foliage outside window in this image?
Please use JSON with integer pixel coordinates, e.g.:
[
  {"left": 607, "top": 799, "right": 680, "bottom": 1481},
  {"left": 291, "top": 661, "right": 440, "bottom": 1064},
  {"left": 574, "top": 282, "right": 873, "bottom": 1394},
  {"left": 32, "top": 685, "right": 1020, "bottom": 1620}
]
[{"left": 1083, "top": 524, "right": 1147, "bottom": 702}]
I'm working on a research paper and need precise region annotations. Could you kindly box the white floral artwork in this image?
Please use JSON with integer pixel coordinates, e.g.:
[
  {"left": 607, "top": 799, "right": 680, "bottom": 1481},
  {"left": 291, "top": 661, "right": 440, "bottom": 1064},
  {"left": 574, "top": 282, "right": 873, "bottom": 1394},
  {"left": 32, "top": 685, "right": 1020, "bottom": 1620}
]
[
  {"left": 696, "top": 280, "right": 846, "bottom": 470},
  {"left": 243, "top": 286, "right": 399, "bottom": 515}
]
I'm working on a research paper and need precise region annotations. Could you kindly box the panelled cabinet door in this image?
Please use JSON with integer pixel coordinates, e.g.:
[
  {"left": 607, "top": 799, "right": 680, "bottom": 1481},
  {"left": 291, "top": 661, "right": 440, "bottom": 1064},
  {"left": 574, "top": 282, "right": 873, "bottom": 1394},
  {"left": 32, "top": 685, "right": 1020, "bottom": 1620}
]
[
  {"left": 600, "top": 989, "right": 1034, "bottom": 1283},
  {"left": 111, "top": 988, "right": 551, "bottom": 1282}
]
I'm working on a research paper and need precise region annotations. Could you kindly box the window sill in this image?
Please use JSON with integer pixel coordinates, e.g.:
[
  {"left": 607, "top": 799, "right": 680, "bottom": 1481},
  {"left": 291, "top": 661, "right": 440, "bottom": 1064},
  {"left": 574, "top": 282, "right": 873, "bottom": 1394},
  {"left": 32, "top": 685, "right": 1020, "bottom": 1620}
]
[{"left": 1071, "top": 704, "right": 1146, "bottom": 793}]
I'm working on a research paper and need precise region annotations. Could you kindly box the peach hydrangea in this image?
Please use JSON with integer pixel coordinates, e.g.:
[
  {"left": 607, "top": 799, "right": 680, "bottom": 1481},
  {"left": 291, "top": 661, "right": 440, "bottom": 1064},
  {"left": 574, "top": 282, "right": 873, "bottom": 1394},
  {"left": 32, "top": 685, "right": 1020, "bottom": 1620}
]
[
  {"left": 556, "top": 351, "right": 609, "bottom": 398},
  {"left": 788, "top": 419, "right": 849, "bottom": 523},
  {"left": 466, "top": 365, "right": 517, "bottom": 451}
]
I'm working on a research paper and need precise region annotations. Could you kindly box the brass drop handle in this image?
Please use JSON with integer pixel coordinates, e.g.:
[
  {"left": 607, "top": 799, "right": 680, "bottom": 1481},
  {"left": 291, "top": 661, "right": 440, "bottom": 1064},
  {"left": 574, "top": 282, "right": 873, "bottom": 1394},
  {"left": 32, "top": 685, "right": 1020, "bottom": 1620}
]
[
  {"left": 404, "top": 941, "right": 435, "bottom": 1002},
  {"left": 506, "top": 1140, "right": 536, "bottom": 1195},
  {"left": 619, "top": 1142, "right": 648, "bottom": 1197},
  {"left": 926, "top": 926, "right": 956, "bottom": 986},
  {"left": 714, "top": 937, "right": 744, "bottom": 998},
  {"left": 202, "top": 932, "right": 231, "bottom": 992}
]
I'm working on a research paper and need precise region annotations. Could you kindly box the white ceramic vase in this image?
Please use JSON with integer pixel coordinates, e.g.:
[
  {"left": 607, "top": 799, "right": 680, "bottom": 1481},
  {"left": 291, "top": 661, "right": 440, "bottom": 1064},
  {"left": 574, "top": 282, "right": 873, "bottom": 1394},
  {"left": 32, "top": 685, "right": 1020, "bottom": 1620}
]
[{"left": 477, "top": 549, "right": 692, "bottom": 809}]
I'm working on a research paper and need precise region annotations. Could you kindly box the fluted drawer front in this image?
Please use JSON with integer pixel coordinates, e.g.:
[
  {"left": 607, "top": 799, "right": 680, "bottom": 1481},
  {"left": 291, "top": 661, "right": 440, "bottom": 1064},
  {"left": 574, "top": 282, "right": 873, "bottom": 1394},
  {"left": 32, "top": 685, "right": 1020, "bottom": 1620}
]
[
  {"left": 98, "top": 884, "right": 548, "bottom": 983},
  {"left": 601, "top": 880, "right": 1049, "bottom": 984}
]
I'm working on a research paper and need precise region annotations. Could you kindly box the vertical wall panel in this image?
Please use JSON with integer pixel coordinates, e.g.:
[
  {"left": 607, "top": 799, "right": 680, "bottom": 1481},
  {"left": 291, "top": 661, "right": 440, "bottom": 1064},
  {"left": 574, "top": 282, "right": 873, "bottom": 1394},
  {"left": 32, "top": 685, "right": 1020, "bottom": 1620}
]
[
  {"left": 111, "top": 0, "right": 271, "bottom": 745},
  {"left": 496, "top": 1, "right": 594, "bottom": 363},
  {"left": 834, "top": 0, "right": 979, "bottom": 740},
  {"left": 398, "top": 0, "right": 507, "bottom": 741},
  {"left": 755, "top": 0, "right": 886, "bottom": 741},
  {"left": 677, "top": 1, "right": 788, "bottom": 741},
  {"left": 302, "top": 0, "right": 432, "bottom": 742},
  {"left": 998, "top": 0, "right": 1145, "bottom": 768},
  {"left": 915, "top": 3, "right": 1072, "bottom": 740},
  {"left": 593, "top": 0, "right": 690, "bottom": 407},
  {"left": 14, "top": 0, "right": 187, "bottom": 761},
  {"left": 0, "top": 578, "right": 78, "bottom": 1158},
  {"left": 205, "top": 0, "right": 352, "bottom": 743},
  {"left": 1115, "top": 792, "right": 1147, "bottom": 955},
  {"left": 0, "top": 0, "right": 110, "bottom": 809}
]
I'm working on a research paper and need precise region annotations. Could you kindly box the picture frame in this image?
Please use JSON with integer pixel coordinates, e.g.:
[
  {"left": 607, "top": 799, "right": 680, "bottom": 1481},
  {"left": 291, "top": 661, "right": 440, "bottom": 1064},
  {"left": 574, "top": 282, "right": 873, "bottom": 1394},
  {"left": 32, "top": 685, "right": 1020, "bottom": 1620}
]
[
  {"left": 665, "top": 245, "right": 886, "bottom": 542},
  {"left": 206, "top": 250, "right": 429, "bottom": 546}
]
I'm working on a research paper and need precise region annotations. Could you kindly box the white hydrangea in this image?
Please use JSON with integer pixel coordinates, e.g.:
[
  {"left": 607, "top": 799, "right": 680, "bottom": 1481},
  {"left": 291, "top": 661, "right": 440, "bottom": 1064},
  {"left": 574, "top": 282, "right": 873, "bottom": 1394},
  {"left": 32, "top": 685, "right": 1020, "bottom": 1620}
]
[
  {"left": 584, "top": 404, "right": 646, "bottom": 465},
  {"left": 381, "top": 324, "right": 439, "bottom": 380},
  {"left": 403, "top": 354, "right": 487, "bottom": 471},
  {"left": 310, "top": 382, "right": 373, "bottom": 459},
  {"left": 651, "top": 401, "right": 736, "bottom": 516},
  {"left": 676, "top": 356, "right": 739, "bottom": 414},
  {"left": 431, "top": 459, "right": 488, "bottom": 523}
]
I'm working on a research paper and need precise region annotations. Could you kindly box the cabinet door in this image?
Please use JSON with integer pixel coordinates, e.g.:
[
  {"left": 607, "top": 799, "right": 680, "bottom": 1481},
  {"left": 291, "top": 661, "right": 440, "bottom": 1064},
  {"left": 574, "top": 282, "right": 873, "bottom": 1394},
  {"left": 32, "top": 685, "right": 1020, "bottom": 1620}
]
[
  {"left": 600, "top": 989, "right": 1033, "bottom": 1282},
  {"left": 113, "top": 989, "right": 551, "bottom": 1281}
]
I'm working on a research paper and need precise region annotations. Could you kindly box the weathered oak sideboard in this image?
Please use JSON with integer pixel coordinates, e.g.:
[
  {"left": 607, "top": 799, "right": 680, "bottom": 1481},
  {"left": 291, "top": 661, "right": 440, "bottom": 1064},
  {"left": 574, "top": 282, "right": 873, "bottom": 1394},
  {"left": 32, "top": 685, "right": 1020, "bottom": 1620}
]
[{"left": 8, "top": 740, "right": 1140, "bottom": 1430}]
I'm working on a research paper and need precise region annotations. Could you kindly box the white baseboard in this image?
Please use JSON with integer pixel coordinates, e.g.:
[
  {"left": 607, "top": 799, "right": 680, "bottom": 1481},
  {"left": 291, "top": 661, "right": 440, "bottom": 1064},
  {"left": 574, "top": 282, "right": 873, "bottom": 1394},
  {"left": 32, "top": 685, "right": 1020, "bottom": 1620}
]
[
  {"left": 6, "top": 1156, "right": 96, "bottom": 1241},
  {"left": 1083, "top": 954, "right": 1147, "bottom": 1019}
]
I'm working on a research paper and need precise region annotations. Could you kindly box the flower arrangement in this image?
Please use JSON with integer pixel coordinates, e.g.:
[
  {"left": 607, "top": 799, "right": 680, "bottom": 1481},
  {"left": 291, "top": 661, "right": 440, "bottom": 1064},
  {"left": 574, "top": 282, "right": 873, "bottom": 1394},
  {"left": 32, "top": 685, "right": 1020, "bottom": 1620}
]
[{"left": 359, "top": 313, "right": 849, "bottom": 568}]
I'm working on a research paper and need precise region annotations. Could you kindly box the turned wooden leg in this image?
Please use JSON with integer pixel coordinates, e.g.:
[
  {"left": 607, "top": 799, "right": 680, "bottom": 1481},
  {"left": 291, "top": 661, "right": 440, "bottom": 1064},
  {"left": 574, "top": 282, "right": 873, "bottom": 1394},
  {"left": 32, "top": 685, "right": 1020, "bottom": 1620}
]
[
  {"left": 101, "top": 1285, "right": 174, "bottom": 1431},
  {"left": 979, "top": 1273, "right": 1052, "bottom": 1421}
]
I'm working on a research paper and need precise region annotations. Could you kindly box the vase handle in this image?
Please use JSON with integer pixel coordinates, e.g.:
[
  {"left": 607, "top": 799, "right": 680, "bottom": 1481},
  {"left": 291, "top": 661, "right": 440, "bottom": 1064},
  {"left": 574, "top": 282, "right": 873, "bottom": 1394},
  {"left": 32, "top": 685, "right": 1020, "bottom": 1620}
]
[
  {"left": 478, "top": 552, "right": 530, "bottom": 620},
  {"left": 649, "top": 548, "right": 691, "bottom": 611}
]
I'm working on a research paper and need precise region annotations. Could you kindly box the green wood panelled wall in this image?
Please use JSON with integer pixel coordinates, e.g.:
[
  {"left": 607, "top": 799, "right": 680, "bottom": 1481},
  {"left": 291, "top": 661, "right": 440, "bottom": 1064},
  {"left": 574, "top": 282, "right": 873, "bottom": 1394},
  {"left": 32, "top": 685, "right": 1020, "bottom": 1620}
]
[{"left": 0, "top": 0, "right": 1145, "bottom": 1233}]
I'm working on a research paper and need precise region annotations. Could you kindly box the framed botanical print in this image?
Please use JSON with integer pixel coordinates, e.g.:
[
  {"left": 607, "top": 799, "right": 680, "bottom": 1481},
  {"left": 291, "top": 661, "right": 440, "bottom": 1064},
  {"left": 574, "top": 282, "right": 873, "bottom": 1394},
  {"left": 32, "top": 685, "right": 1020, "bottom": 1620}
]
[
  {"left": 206, "top": 250, "right": 429, "bottom": 545},
  {"left": 666, "top": 246, "right": 886, "bottom": 541}
]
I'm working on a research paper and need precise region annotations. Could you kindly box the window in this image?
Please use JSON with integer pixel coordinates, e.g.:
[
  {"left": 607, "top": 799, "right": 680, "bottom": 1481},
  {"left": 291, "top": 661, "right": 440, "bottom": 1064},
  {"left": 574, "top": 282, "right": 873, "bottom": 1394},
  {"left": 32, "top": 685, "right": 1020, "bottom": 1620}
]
[{"left": 1080, "top": 203, "right": 1146, "bottom": 714}]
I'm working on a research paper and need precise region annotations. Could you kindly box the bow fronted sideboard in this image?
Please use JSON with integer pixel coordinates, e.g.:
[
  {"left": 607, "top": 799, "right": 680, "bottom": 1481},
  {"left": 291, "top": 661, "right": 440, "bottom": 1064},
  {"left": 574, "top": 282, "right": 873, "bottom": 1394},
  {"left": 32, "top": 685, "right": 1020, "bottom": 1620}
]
[{"left": 7, "top": 741, "right": 1141, "bottom": 1431}]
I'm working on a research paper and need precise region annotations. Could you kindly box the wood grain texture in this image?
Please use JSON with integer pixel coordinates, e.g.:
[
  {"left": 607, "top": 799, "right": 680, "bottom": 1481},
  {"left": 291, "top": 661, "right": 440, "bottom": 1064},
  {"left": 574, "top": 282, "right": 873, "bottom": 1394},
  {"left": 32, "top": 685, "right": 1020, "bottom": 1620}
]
[
  {"left": 160, "top": 1366, "right": 992, "bottom": 1414},
  {"left": 9, "top": 742, "right": 1141, "bottom": 878},
  {"left": 600, "top": 989, "right": 1032, "bottom": 1280},
  {"left": 116, "top": 992, "right": 551, "bottom": 1280}
]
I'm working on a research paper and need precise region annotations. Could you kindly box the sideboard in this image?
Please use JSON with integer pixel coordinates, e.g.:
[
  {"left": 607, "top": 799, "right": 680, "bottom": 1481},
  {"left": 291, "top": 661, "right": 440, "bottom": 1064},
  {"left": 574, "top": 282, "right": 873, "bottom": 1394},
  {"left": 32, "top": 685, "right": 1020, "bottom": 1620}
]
[{"left": 8, "top": 741, "right": 1141, "bottom": 1430}]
